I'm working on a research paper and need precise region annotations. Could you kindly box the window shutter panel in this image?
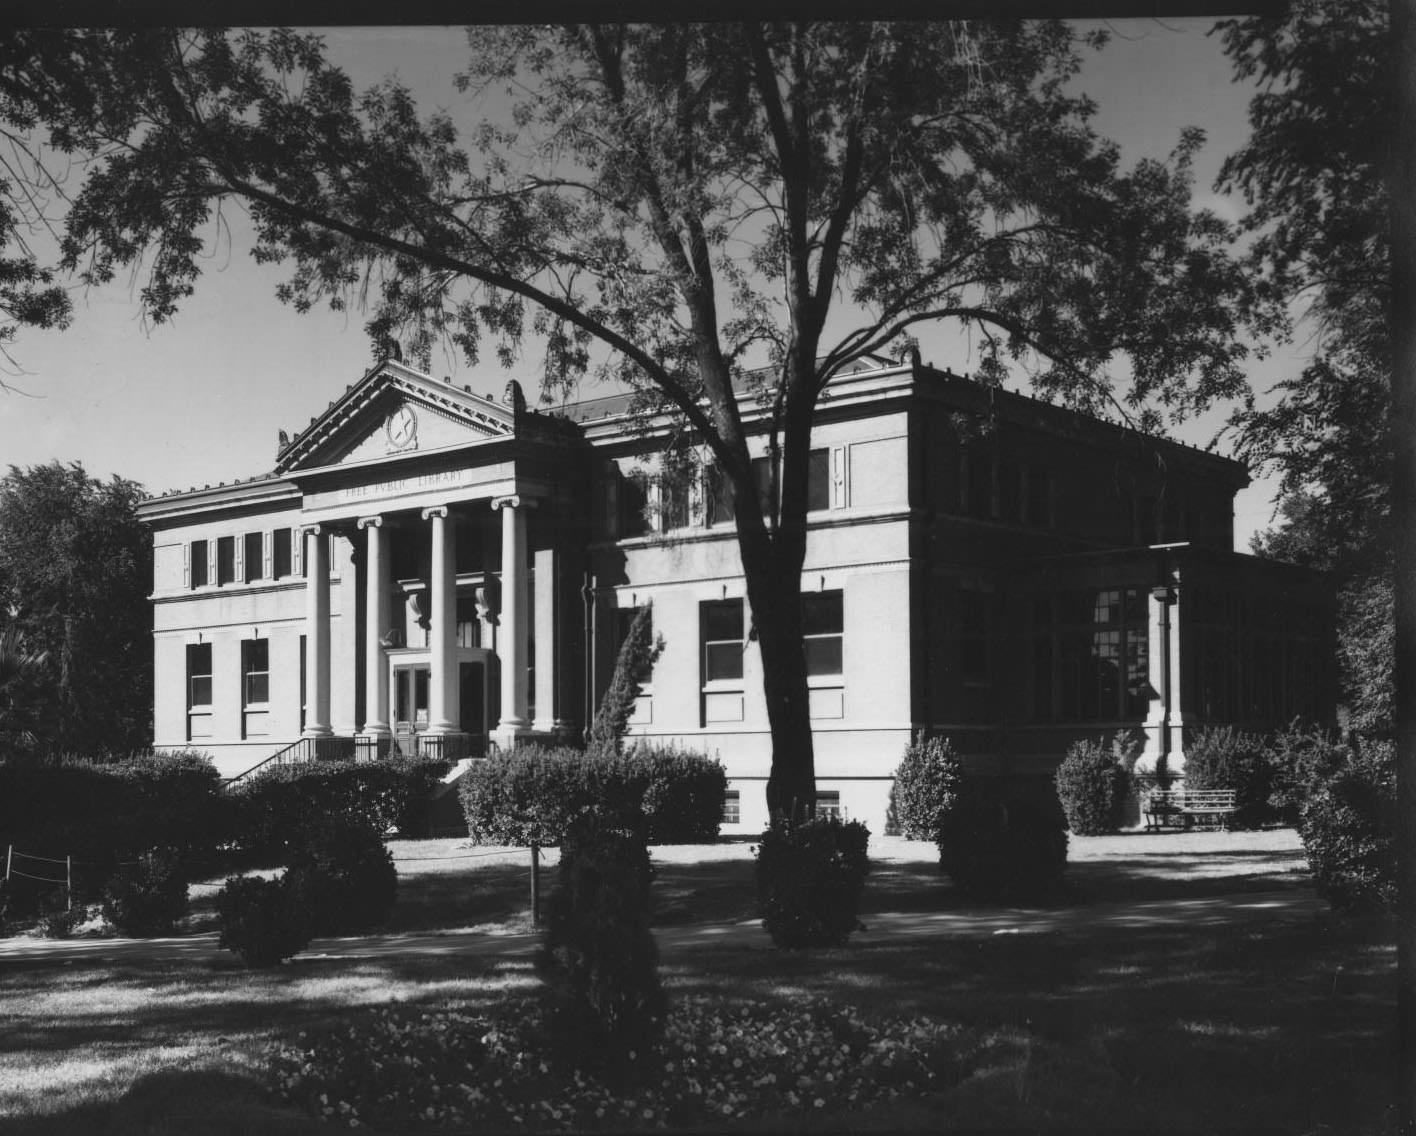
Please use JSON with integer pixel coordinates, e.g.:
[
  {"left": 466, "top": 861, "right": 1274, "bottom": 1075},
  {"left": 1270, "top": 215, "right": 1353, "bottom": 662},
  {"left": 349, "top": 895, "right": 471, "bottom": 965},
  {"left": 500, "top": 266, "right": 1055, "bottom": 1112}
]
[
  {"left": 293, "top": 529, "right": 303, "bottom": 576},
  {"left": 183, "top": 542, "right": 191, "bottom": 588},
  {"left": 264, "top": 531, "right": 273, "bottom": 579},
  {"left": 234, "top": 534, "right": 244, "bottom": 581},
  {"left": 208, "top": 541, "right": 217, "bottom": 585}
]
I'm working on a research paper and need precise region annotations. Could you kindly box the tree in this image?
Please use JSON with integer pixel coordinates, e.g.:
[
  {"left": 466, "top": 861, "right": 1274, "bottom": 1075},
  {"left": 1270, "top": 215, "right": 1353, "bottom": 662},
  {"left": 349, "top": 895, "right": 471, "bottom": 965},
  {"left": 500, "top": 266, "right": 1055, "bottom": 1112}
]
[
  {"left": 586, "top": 603, "right": 664, "bottom": 758},
  {"left": 1217, "top": 1, "right": 1391, "bottom": 734},
  {"left": 0, "top": 462, "right": 151, "bottom": 756},
  {"left": 0, "top": 25, "right": 1260, "bottom": 814}
]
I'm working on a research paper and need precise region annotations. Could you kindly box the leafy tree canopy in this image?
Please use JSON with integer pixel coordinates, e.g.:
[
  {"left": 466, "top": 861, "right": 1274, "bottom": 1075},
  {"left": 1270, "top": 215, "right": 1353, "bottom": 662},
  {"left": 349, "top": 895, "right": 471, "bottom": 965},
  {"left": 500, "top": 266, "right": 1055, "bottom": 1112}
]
[
  {"left": 0, "top": 461, "right": 151, "bottom": 757},
  {"left": 0, "top": 24, "right": 1262, "bottom": 809}
]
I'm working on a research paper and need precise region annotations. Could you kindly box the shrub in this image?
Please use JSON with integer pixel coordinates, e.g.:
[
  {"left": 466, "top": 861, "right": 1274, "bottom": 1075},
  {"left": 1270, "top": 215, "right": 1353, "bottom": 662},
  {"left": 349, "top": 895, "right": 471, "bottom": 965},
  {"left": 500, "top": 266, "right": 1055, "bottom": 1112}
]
[
  {"left": 217, "top": 875, "right": 310, "bottom": 967},
  {"left": 1053, "top": 732, "right": 1136, "bottom": 835},
  {"left": 889, "top": 731, "right": 963, "bottom": 840},
  {"left": 101, "top": 847, "right": 189, "bottom": 936},
  {"left": 585, "top": 604, "right": 665, "bottom": 758},
  {"left": 1265, "top": 721, "right": 1352, "bottom": 826},
  {"left": 1298, "top": 739, "right": 1396, "bottom": 914},
  {"left": 283, "top": 814, "right": 398, "bottom": 935},
  {"left": 541, "top": 807, "right": 663, "bottom": 1070},
  {"left": 937, "top": 777, "right": 1068, "bottom": 902},
  {"left": 228, "top": 757, "right": 449, "bottom": 861},
  {"left": 1182, "top": 727, "right": 1272, "bottom": 829},
  {"left": 754, "top": 814, "right": 871, "bottom": 949},
  {"left": 458, "top": 743, "right": 725, "bottom": 846},
  {"left": 0, "top": 751, "right": 223, "bottom": 881}
]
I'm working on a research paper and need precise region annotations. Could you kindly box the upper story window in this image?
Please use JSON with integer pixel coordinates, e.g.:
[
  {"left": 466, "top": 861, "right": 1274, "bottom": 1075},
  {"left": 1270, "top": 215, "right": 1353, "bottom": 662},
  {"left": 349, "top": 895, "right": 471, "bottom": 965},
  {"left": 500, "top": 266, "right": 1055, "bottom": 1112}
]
[
  {"left": 273, "top": 528, "right": 293, "bottom": 578},
  {"left": 751, "top": 449, "right": 830, "bottom": 516},
  {"left": 659, "top": 477, "right": 690, "bottom": 532},
  {"left": 621, "top": 475, "right": 650, "bottom": 538},
  {"left": 189, "top": 540, "right": 209, "bottom": 588},
  {"left": 802, "top": 591, "right": 843, "bottom": 677},
  {"left": 216, "top": 535, "right": 236, "bottom": 586},
  {"left": 244, "top": 532, "right": 264, "bottom": 583},
  {"left": 701, "top": 599, "right": 744, "bottom": 683}
]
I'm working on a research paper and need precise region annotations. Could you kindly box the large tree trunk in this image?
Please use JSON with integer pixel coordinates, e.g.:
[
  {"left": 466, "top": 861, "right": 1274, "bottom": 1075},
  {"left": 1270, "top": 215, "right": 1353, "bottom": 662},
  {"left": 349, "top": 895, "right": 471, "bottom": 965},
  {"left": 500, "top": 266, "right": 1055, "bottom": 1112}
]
[{"left": 1390, "top": 2, "right": 1416, "bottom": 1130}]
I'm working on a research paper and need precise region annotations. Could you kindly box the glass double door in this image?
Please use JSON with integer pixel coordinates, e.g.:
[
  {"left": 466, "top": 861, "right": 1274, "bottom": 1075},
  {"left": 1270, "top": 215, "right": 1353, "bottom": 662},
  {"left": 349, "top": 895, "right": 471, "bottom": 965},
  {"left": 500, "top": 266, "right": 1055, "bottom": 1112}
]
[{"left": 392, "top": 656, "right": 489, "bottom": 746}]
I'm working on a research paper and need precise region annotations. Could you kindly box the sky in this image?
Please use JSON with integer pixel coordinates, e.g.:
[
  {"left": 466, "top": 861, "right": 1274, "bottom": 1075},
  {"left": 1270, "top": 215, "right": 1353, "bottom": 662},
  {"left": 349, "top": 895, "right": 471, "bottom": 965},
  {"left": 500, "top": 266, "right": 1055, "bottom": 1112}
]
[{"left": 0, "top": 19, "right": 1310, "bottom": 548}]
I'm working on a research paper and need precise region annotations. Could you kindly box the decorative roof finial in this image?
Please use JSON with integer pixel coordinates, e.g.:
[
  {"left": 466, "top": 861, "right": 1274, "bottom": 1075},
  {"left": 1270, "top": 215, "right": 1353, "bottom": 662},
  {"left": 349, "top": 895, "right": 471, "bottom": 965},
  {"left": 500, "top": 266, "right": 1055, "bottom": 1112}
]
[{"left": 504, "top": 379, "right": 526, "bottom": 415}]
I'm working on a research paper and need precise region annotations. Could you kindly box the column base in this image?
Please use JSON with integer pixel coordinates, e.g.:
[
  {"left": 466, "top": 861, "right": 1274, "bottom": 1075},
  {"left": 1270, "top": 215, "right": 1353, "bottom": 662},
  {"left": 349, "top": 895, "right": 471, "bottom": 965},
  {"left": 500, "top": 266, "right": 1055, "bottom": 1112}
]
[
  {"left": 491, "top": 722, "right": 531, "bottom": 752},
  {"left": 301, "top": 726, "right": 334, "bottom": 739}
]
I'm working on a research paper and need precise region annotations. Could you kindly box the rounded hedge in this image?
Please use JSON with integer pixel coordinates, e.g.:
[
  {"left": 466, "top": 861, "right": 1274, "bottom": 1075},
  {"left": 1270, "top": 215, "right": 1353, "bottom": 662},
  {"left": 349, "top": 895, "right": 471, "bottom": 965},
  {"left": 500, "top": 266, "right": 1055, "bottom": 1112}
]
[
  {"left": 102, "top": 847, "right": 189, "bottom": 937},
  {"left": 754, "top": 814, "right": 871, "bottom": 949},
  {"left": 458, "top": 743, "right": 726, "bottom": 846},
  {"left": 937, "top": 778, "right": 1068, "bottom": 902},
  {"left": 1182, "top": 727, "right": 1272, "bottom": 829},
  {"left": 1053, "top": 733, "right": 1135, "bottom": 836},
  {"left": 889, "top": 732, "right": 963, "bottom": 840},
  {"left": 283, "top": 814, "right": 399, "bottom": 935},
  {"left": 1298, "top": 739, "right": 1395, "bottom": 914},
  {"left": 217, "top": 875, "right": 310, "bottom": 967}
]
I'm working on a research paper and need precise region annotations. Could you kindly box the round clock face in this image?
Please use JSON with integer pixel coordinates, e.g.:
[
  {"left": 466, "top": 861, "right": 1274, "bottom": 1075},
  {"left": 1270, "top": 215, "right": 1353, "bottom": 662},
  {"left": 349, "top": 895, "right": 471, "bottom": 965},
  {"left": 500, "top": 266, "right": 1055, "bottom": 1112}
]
[{"left": 385, "top": 405, "right": 418, "bottom": 452}]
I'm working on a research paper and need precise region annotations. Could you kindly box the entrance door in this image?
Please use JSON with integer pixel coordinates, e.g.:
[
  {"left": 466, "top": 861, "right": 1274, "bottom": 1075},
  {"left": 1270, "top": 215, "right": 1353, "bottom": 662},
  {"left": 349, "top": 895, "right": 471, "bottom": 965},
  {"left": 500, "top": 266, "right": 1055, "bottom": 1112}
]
[
  {"left": 393, "top": 665, "right": 429, "bottom": 756},
  {"left": 459, "top": 661, "right": 486, "bottom": 738}
]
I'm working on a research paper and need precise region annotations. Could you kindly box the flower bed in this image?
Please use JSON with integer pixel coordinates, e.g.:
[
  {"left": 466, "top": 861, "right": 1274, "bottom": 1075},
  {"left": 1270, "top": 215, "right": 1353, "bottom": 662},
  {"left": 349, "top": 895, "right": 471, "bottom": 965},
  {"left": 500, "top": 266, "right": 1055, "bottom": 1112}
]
[{"left": 271, "top": 994, "right": 972, "bottom": 1130}]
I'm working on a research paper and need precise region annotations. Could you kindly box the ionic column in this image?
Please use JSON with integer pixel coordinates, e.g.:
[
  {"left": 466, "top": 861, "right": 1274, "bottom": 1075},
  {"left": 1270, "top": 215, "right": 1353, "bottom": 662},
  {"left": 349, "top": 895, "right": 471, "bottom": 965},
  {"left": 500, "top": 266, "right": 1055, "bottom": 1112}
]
[
  {"left": 358, "top": 516, "right": 391, "bottom": 738},
  {"left": 493, "top": 495, "right": 531, "bottom": 743},
  {"left": 1167, "top": 573, "right": 1186, "bottom": 772},
  {"left": 301, "top": 525, "right": 332, "bottom": 738},
  {"left": 423, "top": 506, "right": 459, "bottom": 735}
]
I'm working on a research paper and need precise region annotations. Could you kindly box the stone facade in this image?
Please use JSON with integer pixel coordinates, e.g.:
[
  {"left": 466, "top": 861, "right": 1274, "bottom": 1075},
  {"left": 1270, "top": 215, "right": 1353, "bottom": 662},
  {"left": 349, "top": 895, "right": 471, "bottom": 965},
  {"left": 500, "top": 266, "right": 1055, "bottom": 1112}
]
[{"left": 137, "top": 356, "right": 1335, "bottom": 833}]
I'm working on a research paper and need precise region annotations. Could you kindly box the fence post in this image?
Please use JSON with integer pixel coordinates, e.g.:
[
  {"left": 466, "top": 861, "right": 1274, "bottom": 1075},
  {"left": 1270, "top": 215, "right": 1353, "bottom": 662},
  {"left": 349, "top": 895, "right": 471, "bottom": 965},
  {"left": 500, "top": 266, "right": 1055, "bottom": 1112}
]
[{"left": 530, "top": 841, "right": 541, "bottom": 927}]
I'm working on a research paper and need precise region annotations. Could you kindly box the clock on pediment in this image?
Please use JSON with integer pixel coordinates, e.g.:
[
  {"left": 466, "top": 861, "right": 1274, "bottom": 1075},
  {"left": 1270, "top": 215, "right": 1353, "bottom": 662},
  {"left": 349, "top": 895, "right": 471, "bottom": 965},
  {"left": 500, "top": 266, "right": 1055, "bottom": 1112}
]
[{"left": 384, "top": 405, "right": 419, "bottom": 453}]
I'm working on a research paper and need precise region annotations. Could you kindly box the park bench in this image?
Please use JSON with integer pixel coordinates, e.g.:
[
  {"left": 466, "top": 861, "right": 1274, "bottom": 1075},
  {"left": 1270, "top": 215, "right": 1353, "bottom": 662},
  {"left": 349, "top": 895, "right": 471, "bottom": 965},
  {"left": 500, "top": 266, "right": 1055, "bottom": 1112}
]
[{"left": 1142, "top": 788, "right": 1238, "bottom": 831}]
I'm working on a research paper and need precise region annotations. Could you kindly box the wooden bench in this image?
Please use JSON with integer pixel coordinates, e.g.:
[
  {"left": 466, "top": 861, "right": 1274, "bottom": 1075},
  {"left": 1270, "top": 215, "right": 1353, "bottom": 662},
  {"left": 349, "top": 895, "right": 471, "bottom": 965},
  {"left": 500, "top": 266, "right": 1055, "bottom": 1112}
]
[{"left": 1142, "top": 788, "right": 1238, "bottom": 831}]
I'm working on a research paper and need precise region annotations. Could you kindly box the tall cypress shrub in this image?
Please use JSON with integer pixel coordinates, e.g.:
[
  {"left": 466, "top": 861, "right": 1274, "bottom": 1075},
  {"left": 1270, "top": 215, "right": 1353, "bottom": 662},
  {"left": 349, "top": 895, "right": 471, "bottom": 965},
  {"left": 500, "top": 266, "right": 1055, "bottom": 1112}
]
[{"left": 586, "top": 604, "right": 664, "bottom": 758}]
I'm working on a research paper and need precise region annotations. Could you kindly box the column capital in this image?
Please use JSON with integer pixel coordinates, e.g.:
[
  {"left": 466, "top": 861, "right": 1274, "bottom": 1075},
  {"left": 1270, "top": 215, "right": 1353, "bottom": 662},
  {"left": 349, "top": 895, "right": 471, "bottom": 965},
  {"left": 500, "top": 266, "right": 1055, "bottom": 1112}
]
[
  {"left": 421, "top": 505, "right": 449, "bottom": 521},
  {"left": 491, "top": 494, "right": 538, "bottom": 511},
  {"left": 357, "top": 515, "right": 384, "bottom": 530},
  {"left": 300, "top": 523, "right": 323, "bottom": 537}
]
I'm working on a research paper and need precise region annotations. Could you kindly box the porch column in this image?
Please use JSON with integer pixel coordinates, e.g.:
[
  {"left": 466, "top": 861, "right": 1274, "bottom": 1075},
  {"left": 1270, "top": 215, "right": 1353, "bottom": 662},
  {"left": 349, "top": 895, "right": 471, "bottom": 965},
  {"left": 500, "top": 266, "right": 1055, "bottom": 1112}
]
[
  {"left": 1166, "top": 571, "right": 1186, "bottom": 771},
  {"left": 358, "top": 516, "right": 391, "bottom": 738},
  {"left": 423, "top": 506, "right": 459, "bottom": 735},
  {"left": 1139, "top": 583, "right": 1172, "bottom": 776},
  {"left": 301, "top": 525, "right": 332, "bottom": 738},
  {"left": 493, "top": 495, "right": 531, "bottom": 745},
  {"left": 532, "top": 542, "right": 559, "bottom": 734}
]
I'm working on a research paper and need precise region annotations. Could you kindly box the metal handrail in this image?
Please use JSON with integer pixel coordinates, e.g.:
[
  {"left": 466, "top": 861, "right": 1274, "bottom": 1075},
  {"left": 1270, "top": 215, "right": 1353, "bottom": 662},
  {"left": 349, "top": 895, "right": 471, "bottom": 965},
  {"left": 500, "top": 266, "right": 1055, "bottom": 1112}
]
[{"left": 224, "top": 731, "right": 486, "bottom": 787}]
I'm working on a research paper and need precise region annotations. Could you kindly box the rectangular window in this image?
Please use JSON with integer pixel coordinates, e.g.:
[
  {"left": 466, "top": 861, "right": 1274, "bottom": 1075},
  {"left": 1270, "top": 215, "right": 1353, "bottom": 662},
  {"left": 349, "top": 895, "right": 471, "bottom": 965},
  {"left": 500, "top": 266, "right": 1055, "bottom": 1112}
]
[
  {"left": 660, "top": 478, "right": 690, "bottom": 532},
  {"left": 722, "top": 789, "right": 741, "bottom": 826},
  {"left": 190, "top": 540, "right": 209, "bottom": 588},
  {"left": 1045, "top": 587, "right": 1148, "bottom": 723},
  {"left": 620, "top": 475, "right": 650, "bottom": 537},
  {"left": 751, "top": 449, "right": 830, "bottom": 517},
  {"left": 701, "top": 599, "right": 744, "bottom": 682},
  {"left": 242, "top": 639, "right": 270, "bottom": 705},
  {"left": 273, "top": 528, "right": 292, "bottom": 578},
  {"left": 802, "top": 591, "right": 843, "bottom": 677},
  {"left": 706, "top": 468, "right": 736, "bottom": 525},
  {"left": 244, "top": 532, "right": 264, "bottom": 583},
  {"left": 216, "top": 535, "right": 236, "bottom": 586},
  {"left": 187, "top": 642, "right": 213, "bottom": 741},
  {"left": 815, "top": 790, "right": 841, "bottom": 820}
]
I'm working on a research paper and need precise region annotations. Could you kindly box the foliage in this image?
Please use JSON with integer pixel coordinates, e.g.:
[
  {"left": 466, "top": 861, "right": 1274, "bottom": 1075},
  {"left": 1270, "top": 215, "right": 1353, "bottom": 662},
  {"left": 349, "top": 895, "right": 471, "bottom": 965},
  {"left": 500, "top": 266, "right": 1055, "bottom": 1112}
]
[
  {"left": 1182, "top": 727, "right": 1273, "bottom": 829},
  {"left": 458, "top": 743, "right": 725, "bottom": 846},
  {"left": 1053, "top": 732, "right": 1137, "bottom": 836},
  {"left": 1263, "top": 721, "right": 1354, "bottom": 825},
  {"left": 937, "top": 778, "right": 1068, "bottom": 902},
  {"left": 101, "top": 847, "right": 188, "bottom": 937},
  {"left": 889, "top": 731, "right": 964, "bottom": 840},
  {"left": 271, "top": 994, "right": 967, "bottom": 1132},
  {"left": 1297, "top": 738, "right": 1396, "bottom": 914},
  {"left": 1219, "top": 2, "right": 1391, "bottom": 737},
  {"left": 585, "top": 604, "right": 664, "bottom": 758},
  {"left": 0, "top": 751, "right": 223, "bottom": 883},
  {"left": 282, "top": 814, "right": 398, "bottom": 936},
  {"left": 0, "top": 462, "right": 151, "bottom": 757},
  {"left": 754, "top": 814, "right": 870, "bottom": 949},
  {"left": 540, "top": 808, "right": 663, "bottom": 1069},
  {"left": 0, "top": 26, "right": 1260, "bottom": 817},
  {"left": 216, "top": 875, "right": 310, "bottom": 967},
  {"left": 227, "top": 756, "right": 449, "bottom": 861}
]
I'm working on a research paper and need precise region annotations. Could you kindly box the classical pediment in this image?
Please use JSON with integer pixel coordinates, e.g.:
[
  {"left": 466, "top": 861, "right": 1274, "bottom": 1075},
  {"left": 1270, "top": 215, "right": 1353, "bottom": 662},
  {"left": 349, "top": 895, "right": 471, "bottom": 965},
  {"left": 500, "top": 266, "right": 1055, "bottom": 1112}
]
[{"left": 275, "top": 362, "right": 517, "bottom": 474}]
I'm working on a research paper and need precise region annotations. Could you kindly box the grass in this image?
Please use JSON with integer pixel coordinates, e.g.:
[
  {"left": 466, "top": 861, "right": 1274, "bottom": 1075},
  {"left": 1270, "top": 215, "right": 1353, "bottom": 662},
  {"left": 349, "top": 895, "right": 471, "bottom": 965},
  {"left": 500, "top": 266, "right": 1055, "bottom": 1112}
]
[{"left": 0, "top": 829, "right": 1397, "bottom": 1134}]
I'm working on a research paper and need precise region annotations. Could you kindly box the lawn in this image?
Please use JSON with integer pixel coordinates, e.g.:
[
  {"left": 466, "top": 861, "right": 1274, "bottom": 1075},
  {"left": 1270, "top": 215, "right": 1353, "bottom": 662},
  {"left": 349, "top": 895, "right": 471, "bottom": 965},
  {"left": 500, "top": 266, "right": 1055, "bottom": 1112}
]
[{"left": 0, "top": 829, "right": 1397, "bottom": 1134}]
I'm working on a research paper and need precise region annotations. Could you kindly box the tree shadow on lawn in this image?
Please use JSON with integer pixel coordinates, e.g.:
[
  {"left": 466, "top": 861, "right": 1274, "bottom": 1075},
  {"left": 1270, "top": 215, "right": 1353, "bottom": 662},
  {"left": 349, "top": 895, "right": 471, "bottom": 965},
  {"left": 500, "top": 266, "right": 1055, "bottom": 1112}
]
[{"left": 659, "top": 909, "right": 1398, "bottom": 1134}]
